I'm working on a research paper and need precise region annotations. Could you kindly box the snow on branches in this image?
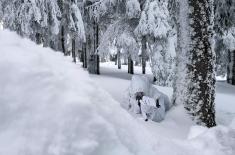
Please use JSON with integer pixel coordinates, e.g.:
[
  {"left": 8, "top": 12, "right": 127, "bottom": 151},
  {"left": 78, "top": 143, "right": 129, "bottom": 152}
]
[
  {"left": 135, "top": 0, "right": 175, "bottom": 86},
  {"left": 126, "top": 0, "right": 141, "bottom": 19},
  {"left": 135, "top": 0, "right": 170, "bottom": 39}
]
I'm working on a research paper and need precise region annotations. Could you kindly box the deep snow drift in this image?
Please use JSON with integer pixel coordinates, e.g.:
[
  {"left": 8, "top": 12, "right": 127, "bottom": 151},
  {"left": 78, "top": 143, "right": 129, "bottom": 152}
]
[{"left": 0, "top": 30, "right": 235, "bottom": 155}]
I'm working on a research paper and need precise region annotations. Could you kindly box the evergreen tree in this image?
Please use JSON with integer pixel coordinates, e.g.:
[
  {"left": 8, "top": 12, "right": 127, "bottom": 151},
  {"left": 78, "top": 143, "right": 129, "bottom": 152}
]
[
  {"left": 0, "top": 0, "right": 61, "bottom": 47},
  {"left": 170, "top": 0, "right": 216, "bottom": 127},
  {"left": 85, "top": 0, "right": 141, "bottom": 73},
  {"left": 186, "top": 0, "right": 216, "bottom": 127},
  {"left": 214, "top": 0, "right": 235, "bottom": 85},
  {"left": 135, "top": 0, "right": 175, "bottom": 86}
]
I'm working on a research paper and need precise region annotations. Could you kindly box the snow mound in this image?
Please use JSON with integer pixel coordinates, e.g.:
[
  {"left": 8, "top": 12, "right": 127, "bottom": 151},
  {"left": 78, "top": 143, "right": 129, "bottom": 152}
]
[
  {"left": 0, "top": 30, "right": 158, "bottom": 155},
  {"left": 187, "top": 125, "right": 235, "bottom": 154}
]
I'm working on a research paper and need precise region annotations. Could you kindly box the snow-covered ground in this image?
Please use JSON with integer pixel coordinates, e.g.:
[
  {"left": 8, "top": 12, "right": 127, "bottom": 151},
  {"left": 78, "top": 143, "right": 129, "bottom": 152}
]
[
  {"left": 91, "top": 61, "right": 235, "bottom": 126},
  {"left": 0, "top": 30, "right": 235, "bottom": 155},
  {"left": 91, "top": 62, "right": 235, "bottom": 146},
  {"left": 0, "top": 22, "right": 3, "bottom": 30}
]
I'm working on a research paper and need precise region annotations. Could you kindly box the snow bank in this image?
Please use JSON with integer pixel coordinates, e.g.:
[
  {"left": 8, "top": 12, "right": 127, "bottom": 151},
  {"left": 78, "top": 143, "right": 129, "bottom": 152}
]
[
  {"left": 0, "top": 30, "right": 234, "bottom": 155},
  {"left": 187, "top": 125, "right": 235, "bottom": 154},
  {"left": 0, "top": 30, "right": 158, "bottom": 155}
]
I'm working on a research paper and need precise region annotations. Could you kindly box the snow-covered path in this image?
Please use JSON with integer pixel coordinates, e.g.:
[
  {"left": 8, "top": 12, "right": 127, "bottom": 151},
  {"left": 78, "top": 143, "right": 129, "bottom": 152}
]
[{"left": 0, "top": 30, "right": 235, "bottom": 155}]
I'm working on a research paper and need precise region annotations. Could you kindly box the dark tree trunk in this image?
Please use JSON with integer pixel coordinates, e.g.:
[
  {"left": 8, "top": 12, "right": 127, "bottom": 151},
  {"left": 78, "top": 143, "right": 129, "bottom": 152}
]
[
  {"left": 94, "top": 22, "right": 100, "bottom": 74},
  {"left": 61, "top": 26, "right": 66, "bottom": 55},
  {"left": 227, "top": 50, "right": 235, "bottom": 85},
  {"left": 117, "top": 50, "right": 121, "bottom": 69},
  {"left": 35, "top": 33, "right": 41, "bottom": 45},
  {"left": 49, "top": 40, "right": 56, "bottom": 51},
  {"left": 128, "top": 56, "right": 134, "bottom": 74},
  {"left": 82, "top": 42, "right": 87, "bottom": 68},
  {"left": 115, "top": 54, "right": 117, "bottom": 65},
  {"left": 72, "top": 38, "right": 76, "bottom": 63},
  {"left": 87, "top": 21, "right": 100, "bottom": 74},
  {"left": 141, "top": 36, "right": 147, "bottom": 74},
  {"left": 186, "top": 0, "right": 216, "bottom": 127},
  {"left": 153, "top": 77, "right": 157, "bottom": 82}
]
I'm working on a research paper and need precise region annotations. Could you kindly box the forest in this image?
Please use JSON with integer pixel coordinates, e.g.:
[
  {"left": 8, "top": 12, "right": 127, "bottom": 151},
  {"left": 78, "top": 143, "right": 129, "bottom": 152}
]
[{"left": 0, "top": 0, "right": 235, "bottom": 155}]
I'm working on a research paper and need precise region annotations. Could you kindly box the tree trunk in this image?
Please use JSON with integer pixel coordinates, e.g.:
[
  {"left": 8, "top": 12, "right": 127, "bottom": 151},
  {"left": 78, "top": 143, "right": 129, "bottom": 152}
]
[
  {"left": 61, "top": 26, "right": 66, "bottom": 55},
  {"left": 115, "top": 54, "right": 117, "bottom": 65},
  {"left": 72, "top": 38, "right": 76, "bottom": 63},
  {"left": 227, "top": 50, "right": 235, "bottom": 85},
  {"left": 153, "top": 77, "right": 157, "bottom": 82},
  {"left": 141, "top": 36, "right": 147, "bottom": 74},
  {"left": 82, "top": 42, "right": 87, "bottom": 68},
  {"left": 171, "top": 0, "right": 187, "bottom": 106},
  {"left": 117, "top": 50, "right": 121, "bottom": 69},
  {"left": 185, "top": 0, "right": 216, "bottom": 127},
  {"left": 35, "top": 33, "right": 41, "bottom": 45},
  {"left": 87, "top": 20, "right": 99, "bottom": 74},
  {"left": 128, "top": 56, "right": 134, "bottom": 74},
  {"left": 94, "top": 23, "right": 100, "bottom": 74}
]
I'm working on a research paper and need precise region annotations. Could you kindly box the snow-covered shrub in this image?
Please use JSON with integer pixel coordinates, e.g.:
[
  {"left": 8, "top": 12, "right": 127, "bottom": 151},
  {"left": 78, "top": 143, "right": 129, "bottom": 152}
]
[{"left": 122, "top": 75, "right": 172, "bottom": 122}]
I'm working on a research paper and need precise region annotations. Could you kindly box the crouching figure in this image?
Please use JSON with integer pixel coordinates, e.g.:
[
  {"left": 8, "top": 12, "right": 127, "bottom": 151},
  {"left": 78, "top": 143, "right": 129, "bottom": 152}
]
[{"left": 122, "top": 75, "right": 172, "bottom": 122}]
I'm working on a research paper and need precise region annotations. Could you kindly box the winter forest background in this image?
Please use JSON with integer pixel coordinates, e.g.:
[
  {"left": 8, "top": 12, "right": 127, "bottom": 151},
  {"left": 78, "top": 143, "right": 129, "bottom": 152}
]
[{"left": 0, "top": 0, "right": 235, "bottom": 155}]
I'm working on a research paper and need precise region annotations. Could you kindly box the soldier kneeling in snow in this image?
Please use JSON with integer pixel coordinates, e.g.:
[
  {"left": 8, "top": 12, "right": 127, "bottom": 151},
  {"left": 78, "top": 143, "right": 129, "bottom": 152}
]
[
  {"left": 140, "top": 96, "right": 165, "bottom": 122},
  {"left": 122, "top": 75, "right": 171, "bottom": 122}
]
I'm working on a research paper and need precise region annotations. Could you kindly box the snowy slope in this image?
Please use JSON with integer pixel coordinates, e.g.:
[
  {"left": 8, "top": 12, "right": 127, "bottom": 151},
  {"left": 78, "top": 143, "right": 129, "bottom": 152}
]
[{"left": 0, "top": 30, "right": 235, "bottom": 155}]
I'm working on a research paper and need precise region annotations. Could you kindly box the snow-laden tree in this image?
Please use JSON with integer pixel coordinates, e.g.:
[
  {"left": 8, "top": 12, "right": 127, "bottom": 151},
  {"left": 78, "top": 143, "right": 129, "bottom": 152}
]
[
  {"left": 38, "top": 0, "right": 61, "bottom": 48},
  {"left": 0, "top": 0, "right": 40, "bottom": 37},
  {"left": 116, "top": 32, "right": 140, "bottom": 73},
  {"left": 148, "top": 39, "right": 175, "bottom": 86},
  {"left": 57, "top": 0, "right": 85, "bottom": 60},
  {"left": 0, "top": 1, "right": 2, "bottom": 19},
  {"left": 135, "top": 0, "right": 170, "bottom": 39},
  {"left": 116, "top": 32, "right": 139, "bottom": 60},
  {"left": 126, "top": 0, "right": 141, "bottom": 19},
  {"left": 214, "top": 0, "right": 235, "bottom": 34},
  {"left": 0, "top": 0, "right": 61, "bottom": 46},
  {"left": 98, "top": 19, "right": 139, "bottom": 55},
  {"left": 135, "top": 0, "right": 175, "bottom": 86},
  {"left": 85, "top": 0, "right": 141, "bottom": 73},
  {"left": 0, "top": 0, "right": 85, "bottom": 60},
  {"left": 214, "top": 0, "right": 235, "bottom": 84},
  {"left": 169, "top": 0, "right": 216, "bottom": 127},
  {"left": 224, "top": 28, "right": 235, "bottom": 84},
  {"left": 214, "top": 35, "right": 228, "bottom": 77}
]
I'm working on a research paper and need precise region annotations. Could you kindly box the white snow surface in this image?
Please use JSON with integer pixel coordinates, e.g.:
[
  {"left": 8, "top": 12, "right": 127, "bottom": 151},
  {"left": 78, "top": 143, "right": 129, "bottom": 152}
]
[
  {"left": 91, "top": 62, "right": 235, "bottom": 155},
  {"left": 0, "top": 30, "right": 235, "bottom": 155}
]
